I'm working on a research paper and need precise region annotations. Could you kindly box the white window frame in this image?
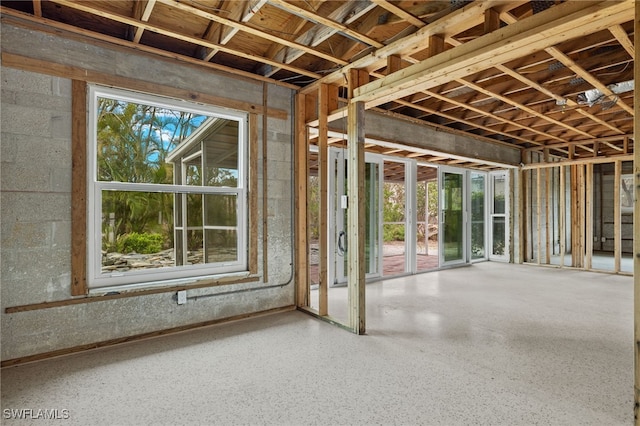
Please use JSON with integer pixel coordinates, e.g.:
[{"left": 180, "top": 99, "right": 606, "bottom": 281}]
[
  {"left": 489, "top": 170, "right": 509, "bottom": 262},
  {"left": 87, "top": 85, "right": 248, "bottom": 291}
]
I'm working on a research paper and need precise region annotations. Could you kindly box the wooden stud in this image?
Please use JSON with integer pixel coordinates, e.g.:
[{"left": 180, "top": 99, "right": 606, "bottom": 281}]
[
  {"left": 294, "top": 93, "right": 309, "bottom": 308},
  {"left": 614, "top": 160, "right": 622, "bottom": 273},
  {"left": 634, "top": 0, "right": 640, "bottom": 417},
  {"left": 387, "top": 54, "right": 404, "bottom": 74},
  {"left": 249, "top": 113, "right": 259, "bottom": 275},
  {"left": 32, "top": 0, "right": 42, "bottom": 17},
  {"left": 71, "top": 80, "right": 88, "bottom": 296},
  {"left": 585, "top": 163, "right": 593, "bottom": 270},
  {"left": 318, "top": 85, "right": 329, "bottom": 316},
  {"left": 484, "top": 8, "right": 501, "bottom": 34},
  {"left": 262, "top": 84, "right": 269, "bottom": 282},
  {"left": 347, "top": 99, "right": 366, "bottom": 335},
  {"left": 427, "top": 34, "right": 445, "bottom": 58},
  {"left": 536, "top": 168, "right": 542, "bottom": 264},
  {"left": 559, "top": 165, "right": 566, "bottom": 267},
  {"left": 545, "top": 166, "right": 551, "bottom": 264}
]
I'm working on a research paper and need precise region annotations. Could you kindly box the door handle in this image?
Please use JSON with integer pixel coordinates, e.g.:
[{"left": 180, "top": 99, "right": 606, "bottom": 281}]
[{"left": 337, "top": 231, "right": 347, "bottom": 256}]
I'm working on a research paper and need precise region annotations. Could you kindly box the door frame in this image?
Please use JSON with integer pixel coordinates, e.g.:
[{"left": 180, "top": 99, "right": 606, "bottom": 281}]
[{"left": 438, "top": 166, "right": 468, "bottom": 267}]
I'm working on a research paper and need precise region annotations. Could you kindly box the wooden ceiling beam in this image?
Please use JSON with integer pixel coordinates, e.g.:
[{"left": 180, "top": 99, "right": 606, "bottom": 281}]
[
  {"left": 267, "top": 0, "right": 384, "bottom": 48},
  {"left": 157, "top": 0, "right": 347, "bottom": 66},
  {"left": 545, "top": 46, "right": 635, "bottom": 116},
  {"left": 369, "top": 0, "right": 425, "bottom": 28},
  {"left": 609, "top": 24, "right": 635, "bottom": 59},
  {"left": 456, "top": 77, "right": 594, "bottom": 138},
  {"left": 258, "top": 1, "right": 376, "bottom": 78},
  {"left": 302, "top": 0, "right": 523, "bottom": 93},
  {"left": 48, "top": 0, "right": 321, "bottom": 79},
  {"left": 32, "top": 0, "right": 41, "bottom": 17},
  {"left": 130, "top": 0, "right": 156, "bottom": 44},
  {"left": 203, "top": 0, "right": 268, "bottom": 61},
  {"left": 354, "top": 0, "right": 633, "bottom": 108}
]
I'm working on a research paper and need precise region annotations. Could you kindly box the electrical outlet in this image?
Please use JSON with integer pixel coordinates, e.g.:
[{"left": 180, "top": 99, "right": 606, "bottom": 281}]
[
  {"left": 601, "top": 237, "right": 606, "bottom": 243},
  {"left": 177, "top": 290, "right": 187, "bottom": 305}
]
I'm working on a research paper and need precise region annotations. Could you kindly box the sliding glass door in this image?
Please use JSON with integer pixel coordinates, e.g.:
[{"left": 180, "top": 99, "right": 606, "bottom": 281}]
[{"left": 439, "top": 167, "right": 466, "bottom": 266}]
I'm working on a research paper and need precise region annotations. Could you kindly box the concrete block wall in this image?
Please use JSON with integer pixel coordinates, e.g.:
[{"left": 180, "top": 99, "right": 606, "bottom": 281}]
[{"left": 1, "top": 23, "right": 294, "bottom": 361}]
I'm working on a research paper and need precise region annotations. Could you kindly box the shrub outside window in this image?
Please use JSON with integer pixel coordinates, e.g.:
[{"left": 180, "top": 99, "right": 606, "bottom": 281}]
[{"left": 88, "top": 86, "right": 248, "bottom": 290}]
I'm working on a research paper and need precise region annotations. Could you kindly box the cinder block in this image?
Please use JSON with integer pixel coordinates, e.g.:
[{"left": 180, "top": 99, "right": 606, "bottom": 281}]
[
  {"left": 1, "top": 67, "right": 54, "bottom": 96},
  {"left": 1, "top": 221, "right": 51, "bottom": 250},
  {"left": 1, "top": 163, "right": 51, "bottom": 192},
  {"left": 1, "top": 104, "right": 51, "bottom": 137}
]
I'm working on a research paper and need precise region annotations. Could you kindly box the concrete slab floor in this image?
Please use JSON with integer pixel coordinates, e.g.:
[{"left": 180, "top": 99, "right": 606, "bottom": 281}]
[{"left": 1, "top": 262, "right": 632, "bottom": 425}]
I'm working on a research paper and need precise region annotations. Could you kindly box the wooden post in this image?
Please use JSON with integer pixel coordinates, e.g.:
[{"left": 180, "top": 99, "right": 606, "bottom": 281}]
[
  {"left": 347, "top": 99, "right": 366, "bottom": 335},
  {"left": 559, "top": 165, "right": 566, "bottom": 267},
  {"left": 545, "top": 166, "right": 551, "bottom": 264},
  {"left": 634, "top": 1, "right": 640, "bottom": 419},
  {"left": 585, "top": 163, "right": 593, "bottom": 270},
  {"left": 347, "top": 68, "right": 367, "bottom": 335},
  {"left": 317, "top": 85, "right": 329, "bottom": 316},
  {"left": 614, "top": 160, "right": 622, "bottom": 273},
  {"left": 71, "top": 80, "right": 88, "bottom": 296},
  {"left": 294, "top": 93, "right": 309, "bottom": 308},
  {"left": 536, "top": 168, "right": 542, "bottom": 264},
  {"left": 317, "top": 84, "right": 338, "bottom": 316}
]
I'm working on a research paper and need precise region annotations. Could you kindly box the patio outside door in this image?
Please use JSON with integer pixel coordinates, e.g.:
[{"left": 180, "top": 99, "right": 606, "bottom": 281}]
[
  {"left": 329, "top": 148, "right": 382, "bottom": 285},
  {"left": 439, "top": 167, "right": 467, "bottom": 266}
]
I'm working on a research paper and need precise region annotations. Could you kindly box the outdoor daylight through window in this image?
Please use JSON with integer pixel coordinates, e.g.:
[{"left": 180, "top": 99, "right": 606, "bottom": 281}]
[{"left": 88, "top": 86, "right": 248, "bottom": 290}]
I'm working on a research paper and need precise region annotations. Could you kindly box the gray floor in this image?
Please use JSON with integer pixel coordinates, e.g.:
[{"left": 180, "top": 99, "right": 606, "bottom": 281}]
[{"left": 1, "top": 262, "right": 633, "bottom": 425}]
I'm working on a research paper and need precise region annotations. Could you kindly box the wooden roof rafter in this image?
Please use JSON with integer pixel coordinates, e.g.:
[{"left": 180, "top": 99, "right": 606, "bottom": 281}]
[{"left": 47, "top": 0, "right": 322, "bottom": 79}]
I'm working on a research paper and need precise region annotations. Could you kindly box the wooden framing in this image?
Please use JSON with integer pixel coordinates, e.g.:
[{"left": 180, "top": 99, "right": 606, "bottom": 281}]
[
  {"left": 559, "top": 165, "right": 566, "bottom": 267},
  {"left": 614, "top": 160, "right": 622, "bottom": 273},
  {"left": 536, "top": 168, "right": 542, "bottom": 263},
  {"left": 318, "top": 84, "right": 330, "bottom": 316},
  {"left": 71, "top": 80, "right": 88, "bottom": 296},
  {"left": 249, "top": 113, "right": 259, "bottom": 275},
  {"left": 634, "top": 1, "right": 640, "bottom": 418},
  {"left": 585, "top": 164, "right": 593, "bottom": 270},
  {"left": 294, "top": 93, "right": 309, "bottom": 308},
  {"left": 346, "top": 98, "right": 366, "bottom": 335},
  {"left": 262, "top": 84, "right": 269, "bottom": 282}
]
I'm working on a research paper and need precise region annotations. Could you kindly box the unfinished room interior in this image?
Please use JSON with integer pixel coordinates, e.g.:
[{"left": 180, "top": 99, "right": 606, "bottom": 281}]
[{"left": 0, "top": 0, "right": 638, "bottom": 424}]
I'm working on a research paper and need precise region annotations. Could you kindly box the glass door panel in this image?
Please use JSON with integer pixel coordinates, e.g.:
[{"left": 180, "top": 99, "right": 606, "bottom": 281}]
[
  {"left": 331, "top": 148, "right": 381, "bottom": 285},
  {"left": 470, "top": 172, "right": 486, "bottom": 261},
  {"left": 489, "top": 171, "right": 509, "bottom": 261},
  {"left": 440, "top": 168, "right": 466, "bottom": 265},
  {"left": 416, "top": 165, "right": 439, "bottom": 272},
  {"left": 382, "top": 160, "right": 407, "bottom": 277}
]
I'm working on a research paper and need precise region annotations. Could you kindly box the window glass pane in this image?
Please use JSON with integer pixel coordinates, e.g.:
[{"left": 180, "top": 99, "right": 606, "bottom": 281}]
[
  {"left": 493, "top": 174, "right": 506, "bottom": 214},
  {"left": 185, "top": 161, "right": 202, "bottom": 186},
  {"left": 205, "top": 230, "right": 238, "bottom": 263},
  {"left": 186, "top": 193, "right": 203, "bottom": 227},
  {"left": 203, "top": 120, "right": 239, "bottom": 187},
  {"left": 492, "top": 217, "right": 506, "bottom": 256},
  {"left": 96, "top": 97, "right": 207, "bottom": 184},
  {"left": 101, "top": 190, "right": 175, "bottom": 273},
  {"left": 205, "top": 194, "right": 237, "bottom": 226},
  {"left": 186, "top": 230, "right": 204, "bottom": 264},
  {"left": 471, "top": 173, "right": 485, "bottom": 259}
]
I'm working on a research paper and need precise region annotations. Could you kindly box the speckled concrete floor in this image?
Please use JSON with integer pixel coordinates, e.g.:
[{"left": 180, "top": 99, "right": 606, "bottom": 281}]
[{"left": 1, "top": 262, "right": 633, "bottom": 425}]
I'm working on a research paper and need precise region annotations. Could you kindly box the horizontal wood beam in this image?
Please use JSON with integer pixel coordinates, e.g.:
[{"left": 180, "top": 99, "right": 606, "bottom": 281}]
[{"left": 353, "top": 0, "right": 633, "bottom": 108}]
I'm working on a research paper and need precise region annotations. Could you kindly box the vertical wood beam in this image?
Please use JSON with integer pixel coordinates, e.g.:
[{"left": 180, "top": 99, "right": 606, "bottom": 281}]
[
  {"left": 536, "top": 168, "right": 542, "bottom": 264},
  {"left": 585, "top": 163, "right": 593, "bottom": 270},
  {"left": 32, "top": 0, "right": 42, "bottom": 17},
  {"left": 347, "top": 68, "right": 367, "bottom": 334},
  {"left": 71, "top": 80, "right": 87, "bottom": 296},
  {"left": 427, "top": 34, "right": 445, "bottom": 58},
  {"left": 262, "top": 83, "right": 269, "bottom": 281},
  {"left": 249, "top": 113, "right": 259, "bottom": 275},
  {"left": 347, "top": 99, "right": 366, "bottom": 335},
  {"left": 484, "top": 8, "right": 501, "bottom": 34},
  {"left": 318, "top": 85, "right": 329, "bottom": 316},
  {"left": 559, "top": 165, "right": 566, "bottom": 267},
  {"left": 634, "top": 1, "right": 640, "bottom": 418},
  {"left": 545, "top": 166, "right": 551, "bottom": 264},
  {"left": 614, "top": 159, "right": 622, "bottom": 273},
  {"left": 295, "top": 93, "right": 309, "bottom": 308},
  {"left": 577, "top": 165, "right": 585, "bottom": 268},
  {"left": 387, "top": 54, "right": 404, "bottom": 74}
]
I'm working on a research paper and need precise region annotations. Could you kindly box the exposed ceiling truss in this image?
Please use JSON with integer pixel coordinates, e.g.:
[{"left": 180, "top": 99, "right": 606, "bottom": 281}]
[{"left": 0, "top": 0, "right": 635, "bottom": 168}]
